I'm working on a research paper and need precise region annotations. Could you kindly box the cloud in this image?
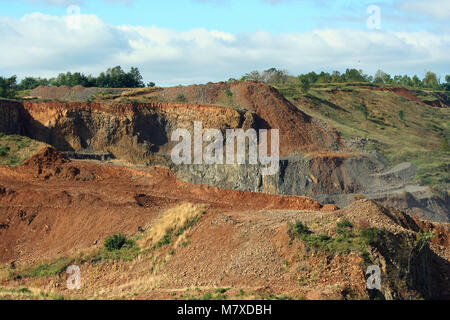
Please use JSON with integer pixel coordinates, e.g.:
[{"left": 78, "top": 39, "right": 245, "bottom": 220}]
[
  {"left": 3, "top": 0, "right": 132, "bottom": 6},
  {"left": 398, "top": 0, "right": 450, "bottom": 20},
  {"left": 0, "top": 12, "right": 448, "bottom": 85}
]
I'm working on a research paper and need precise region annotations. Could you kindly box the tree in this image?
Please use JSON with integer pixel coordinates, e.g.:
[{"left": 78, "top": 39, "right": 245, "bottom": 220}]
[
  {"left": 18, "top": 77, "right": 50, "bottom": 90},
  {"left": 374, "top": 69, "right": 392, "bottom": 84},
  {"left": 423, "top": 71, "right": 439, "bottom": 88},
  {"left": 261, "top": 68, "right": 288, "bottom": 84},
  {"left": 299, "top": 77, "right": 311, "bottom": 94},
  {"left": 241, "top": 70, "right": 262, "bottom": 82},
  {"left": 128, "top": 67, "right": 145, "bottom": 88},
  {"left": 374, "top": 70, "right": 386, "bottom": 83},
  {"left": 444, "top": 75, "right": 450, "bottom": 91},
  {"left": 344, "top": 68, "right": 365, "bottom": 82},
  {"left": 412, "top": 75, "right": 422, "bottom": 87},
  {"left": 331, "top": 71, "right": 343, "bottom": 83},
  {"left": 317, "top": 71, "right": 332, "bottom": 83},
  {"left": 0, "top": 76, "right": 18, "bottom": 99}
]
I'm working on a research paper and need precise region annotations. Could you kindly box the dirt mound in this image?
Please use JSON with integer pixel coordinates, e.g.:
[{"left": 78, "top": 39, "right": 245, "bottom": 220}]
[
  {"left": 23, "top": 147, "right": 69, "bottom": 168},
  {"left": 341, "top": 199, "right": 421, "bottom": 234},
  {"left": 21, "top": 147, "right": 92, "bottom": 181},
  {"left": 29, "top": 85, "right": 125, "bottom": 101},
  {"left": 147, "top": 81, "right": 343, "bottom": 156}
]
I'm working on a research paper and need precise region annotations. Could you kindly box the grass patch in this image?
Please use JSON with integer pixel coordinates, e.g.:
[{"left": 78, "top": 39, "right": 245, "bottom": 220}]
[
  {"left": 288, "top": 220, "right": 382, "bottom": 255},
  {"left": 139, "top": 203, "right": 208, "bottom": 249},
  {"left": 0, "top": 134, "right": 47, "bottom": 166}
]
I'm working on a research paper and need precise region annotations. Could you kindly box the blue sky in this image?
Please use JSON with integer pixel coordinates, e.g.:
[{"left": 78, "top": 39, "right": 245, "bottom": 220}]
[{"left": 0, "top": 0, "right": 449, "bottom": 85}]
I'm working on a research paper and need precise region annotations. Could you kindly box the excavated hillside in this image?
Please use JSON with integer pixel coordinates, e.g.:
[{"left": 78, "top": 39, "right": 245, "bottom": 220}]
[
  {"left": 0, "top": 148, "right": 448, "bottom": 300},
  {"left": 0, "top": 81, "right": 449, "bottom": 300},
  {"left": 1, "top": 81, "right": 448, "bottom": 223}
]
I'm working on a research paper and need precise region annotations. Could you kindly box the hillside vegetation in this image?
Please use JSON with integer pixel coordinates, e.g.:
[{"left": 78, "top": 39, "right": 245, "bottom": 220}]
[
  {"left": 0, "top": 134, "right": 47, "bottom": 167},
  {"left": 276, "top": 82, "right": 450, "bottom": 195}
]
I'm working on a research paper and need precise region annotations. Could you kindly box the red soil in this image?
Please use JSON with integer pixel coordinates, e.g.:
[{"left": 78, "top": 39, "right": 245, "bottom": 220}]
[{"left": 0, "top": 148, "right": 322, "bottom": 264}]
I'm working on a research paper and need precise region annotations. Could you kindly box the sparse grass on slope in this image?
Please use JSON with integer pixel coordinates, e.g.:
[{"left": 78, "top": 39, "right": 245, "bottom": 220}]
[
  {"left": 0, "top": 133, "right": 48, "bottom": 166},
  {"left": 277, "top": 84, "right": 450, "bottom": 193}
]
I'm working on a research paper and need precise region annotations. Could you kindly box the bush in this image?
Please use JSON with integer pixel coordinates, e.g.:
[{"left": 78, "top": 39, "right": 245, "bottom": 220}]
[
  {"left": 360, "top": 228, "right": 379, "bottom": 245},
  {"left": 0, "top": 145, "right": 10, "bottom": 157},
  {"left": 289, "top": 221, "right": 312, "bottom": 238},
  {"left": 104, "top": 233, "right": 134, "bottom": 251},
  {"left": 176, "top": 94, "right": 187, "bottom": 103}
]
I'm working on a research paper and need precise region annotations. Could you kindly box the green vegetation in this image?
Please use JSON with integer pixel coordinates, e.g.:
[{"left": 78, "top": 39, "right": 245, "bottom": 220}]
[
  {"left": 288, "top": 220, "right": 381, "bottom": 255},
  {"left": 242, "top": 68, "right": 449, "bottom": 90},
  {"left": 104, "top": 233, "right": 136, "bottom": 251},
  {"left": 175, "top": 94, "right": 187, "bottom": 103},
  {"left": 415, "top": 229, "right": 436, "bottom": 248},
  {"left": 156, "top": 215, "right": 202, "bottom": 248},
  {"left": 0, "top": 134, "right": 45, "bottom": 167},
  {"left": 9, "top": 66, "right": 148, "bottom": 91},
  {"left": 274, "top": 80, "right": 449, "bottom": 195},
  {"left": 0, "top": 76, "right": 18, "bottom": 99},
  {"left": 9, "top": 233, "right": 140, "bottom": 280}
]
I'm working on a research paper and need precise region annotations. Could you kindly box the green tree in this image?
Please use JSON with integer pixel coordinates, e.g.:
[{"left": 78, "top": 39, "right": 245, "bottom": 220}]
[
  {"left": 241, "top": 70, "right": 262, "bottom": 82},
  {"left": 0, "top": 76, "right": 18, "bottom": 99},
  {"left": 423, "top": 71, "right": 439, "bottom": 88},
  {"left": 331, "top": 70, "right": 343, "bottom": 83},
  {"left": 18, "top": 77, "right": 50, "bottom": 90},
  {"left": 344, "top": 68, "right": 365, "bottom": 82},
  {"left": 299, "top": 77, "right": 311, "bottom": 93},
  {"left": 412, "top": 75, "right": 422, "bottom": 87},
  {"left": 128, "top": 67, "right": 145, "bottom": 88}
]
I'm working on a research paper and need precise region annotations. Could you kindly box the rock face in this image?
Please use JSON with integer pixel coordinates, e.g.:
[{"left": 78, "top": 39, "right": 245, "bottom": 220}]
[{"left": 0, "top": 81, "right": 448, "bottom": 222}]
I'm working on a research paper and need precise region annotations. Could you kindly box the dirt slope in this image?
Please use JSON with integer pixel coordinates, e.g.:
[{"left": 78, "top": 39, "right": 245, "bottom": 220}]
[
  {"left": 0, "top": 149, "right": 448, "bottom": 300},
  {"left": 0, "top": 148, "right": 323, "bottom": 264}
]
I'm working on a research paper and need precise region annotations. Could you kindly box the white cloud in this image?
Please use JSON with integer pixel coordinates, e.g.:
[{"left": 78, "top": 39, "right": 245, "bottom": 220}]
[
  {"left": 0, "top": 12, "right": 449, "bottom": 85},
  {"left": 399, "top": 0, "right": 450, "bottom": 20},
  {"left": 2, "top": 0, "right": 132, "bottom": 6}
]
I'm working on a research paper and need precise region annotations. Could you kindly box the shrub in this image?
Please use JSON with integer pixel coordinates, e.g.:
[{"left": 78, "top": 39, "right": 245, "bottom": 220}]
[
  {"left": 0, "top": 145, "right": 10, "bottom": 157},
  {"left": 176, "top": 94, "right": 187, "bottom": 103},
  {"left": 337, "top": 220, "right": 353, "bottom": 230},
  {"left": 415, "top": 229, "right": 435, "bottom": 246},
  {"left": 104, "top": 233, "right": 134, "bottom": 251},
  {"left": 289, "top": 221, "right": 312, "bottom": 238},
  {"left": 360, "top": 228, "right": 379, "bottom": 245},
  {"left": 398, "top": 110, "right": 405, "bottom": 121}
]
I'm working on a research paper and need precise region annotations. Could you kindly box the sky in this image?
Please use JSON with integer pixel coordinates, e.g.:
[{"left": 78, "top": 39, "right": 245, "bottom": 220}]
[{"left": 0, "top": 0, "right": 449, "bottom": 85}]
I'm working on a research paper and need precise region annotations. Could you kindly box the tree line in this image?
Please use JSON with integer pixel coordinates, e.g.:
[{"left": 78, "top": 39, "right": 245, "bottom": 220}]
[
  {"left": 1, "top": 67, "right": 449, "bottom": 99},
  {"left": 0, "top": 66, "right": 152, "bottom": 98},
  {"left": 241, "top": 68, "right": 450, "bottom": 92}
]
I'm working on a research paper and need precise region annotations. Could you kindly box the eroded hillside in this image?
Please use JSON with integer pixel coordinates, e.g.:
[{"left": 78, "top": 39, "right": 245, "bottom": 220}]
[
  {"left": 0, "top": 148, "right": 448, "bottom": 300},
  {"left": 1, "top": 81, "right": 448, "bottom": 222}
]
